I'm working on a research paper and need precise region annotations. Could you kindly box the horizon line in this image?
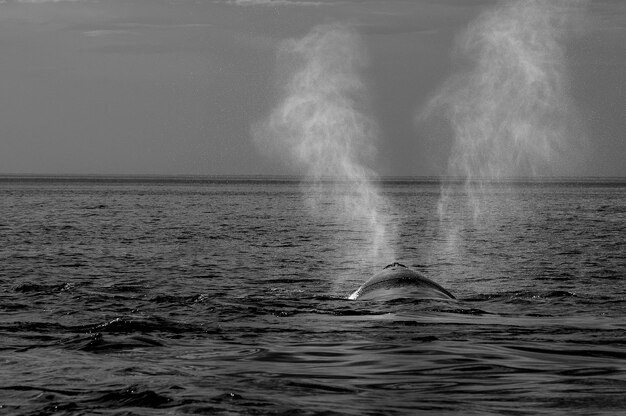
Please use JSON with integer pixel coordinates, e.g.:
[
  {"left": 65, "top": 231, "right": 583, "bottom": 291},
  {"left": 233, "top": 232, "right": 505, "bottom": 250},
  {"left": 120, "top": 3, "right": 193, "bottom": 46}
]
[{"left": 1, "top": 173, "right": 626, "bottom": 184}]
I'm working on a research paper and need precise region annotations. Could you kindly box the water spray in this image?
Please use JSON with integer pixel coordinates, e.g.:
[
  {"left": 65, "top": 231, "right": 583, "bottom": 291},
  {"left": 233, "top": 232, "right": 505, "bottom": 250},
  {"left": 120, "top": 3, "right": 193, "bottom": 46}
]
[
  {"left": 423, "top": 0, "right": 586, "bottom": 221},
  {"left": 254, "top": 23, "right": 396, "bottom": 277}
]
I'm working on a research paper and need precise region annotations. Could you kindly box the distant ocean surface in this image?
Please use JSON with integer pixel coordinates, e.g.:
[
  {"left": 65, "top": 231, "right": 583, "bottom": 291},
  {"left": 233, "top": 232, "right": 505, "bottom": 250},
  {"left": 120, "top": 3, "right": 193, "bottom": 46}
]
[{"left": 1, "top": 177, "right": 625, "bottom": 415}]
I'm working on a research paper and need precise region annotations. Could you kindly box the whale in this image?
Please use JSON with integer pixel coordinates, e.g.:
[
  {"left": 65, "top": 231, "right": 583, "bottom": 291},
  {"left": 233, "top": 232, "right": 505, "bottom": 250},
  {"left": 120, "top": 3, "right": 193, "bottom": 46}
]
[{"left": 348, "top": 262, "right": 455, "bottom": 301}]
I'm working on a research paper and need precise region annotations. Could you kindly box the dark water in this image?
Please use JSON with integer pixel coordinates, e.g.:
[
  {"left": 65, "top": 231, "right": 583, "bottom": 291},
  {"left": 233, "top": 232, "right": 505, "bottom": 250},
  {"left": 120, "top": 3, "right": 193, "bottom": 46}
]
[{"left": 1, "top": 177, "right": 625, "bottom": 415}]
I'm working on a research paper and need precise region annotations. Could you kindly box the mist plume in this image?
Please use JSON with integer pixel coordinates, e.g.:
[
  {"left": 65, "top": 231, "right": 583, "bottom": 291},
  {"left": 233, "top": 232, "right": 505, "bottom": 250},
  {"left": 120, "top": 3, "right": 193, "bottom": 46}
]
[
  {"left": 254, "top": 22, "right": 396, "bottom": 275},
  {"left": 423, "top": 0, "right": 586, "bottom": 219}
]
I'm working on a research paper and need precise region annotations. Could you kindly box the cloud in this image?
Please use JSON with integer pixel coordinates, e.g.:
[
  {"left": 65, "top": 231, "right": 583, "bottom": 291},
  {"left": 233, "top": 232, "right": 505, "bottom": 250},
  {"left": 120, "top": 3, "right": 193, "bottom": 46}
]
[
  {"left": 359, "top": 22, "right": 439, "bottom": 37},
  {"left": 222, "top": 0, "right": 325, "bottom": 6},
  {"left": 118, "top": 23, "right": 213, "bottom": 29},
  {"left": 16, "top": 0, "right": 82, "bottom": 3},
  {"left": 71, "top": 22, "right": 213, "bottom": 37},
  {"left": 83, "top": 29, "right": 135, "bottom": 37}
]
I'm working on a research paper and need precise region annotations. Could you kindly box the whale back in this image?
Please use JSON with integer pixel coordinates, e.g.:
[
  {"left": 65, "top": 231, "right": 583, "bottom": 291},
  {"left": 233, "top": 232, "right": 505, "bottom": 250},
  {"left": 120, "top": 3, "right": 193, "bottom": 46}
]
[{"left": 349, "top": 263, "right": 455, "bottom": 301}]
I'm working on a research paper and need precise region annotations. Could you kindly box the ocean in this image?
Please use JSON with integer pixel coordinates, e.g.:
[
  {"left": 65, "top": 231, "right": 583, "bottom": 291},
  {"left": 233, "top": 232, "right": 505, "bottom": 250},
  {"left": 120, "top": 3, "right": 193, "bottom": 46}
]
[{"left": 1, "top": 177, "right": 625, "bottom": 415}]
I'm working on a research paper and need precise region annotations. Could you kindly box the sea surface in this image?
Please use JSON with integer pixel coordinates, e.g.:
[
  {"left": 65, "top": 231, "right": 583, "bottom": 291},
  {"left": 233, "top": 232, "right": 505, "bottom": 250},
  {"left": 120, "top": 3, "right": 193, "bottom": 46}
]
[{"left": 1, "top": 177, "right": 625, "bottom": 415}]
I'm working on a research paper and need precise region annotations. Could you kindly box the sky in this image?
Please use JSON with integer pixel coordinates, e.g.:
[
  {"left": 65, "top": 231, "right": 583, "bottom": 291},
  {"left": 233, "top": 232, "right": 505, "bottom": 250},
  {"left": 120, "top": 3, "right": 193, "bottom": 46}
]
[{"left": 0, "top": 0, "right": 624, "bottom": 177}]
